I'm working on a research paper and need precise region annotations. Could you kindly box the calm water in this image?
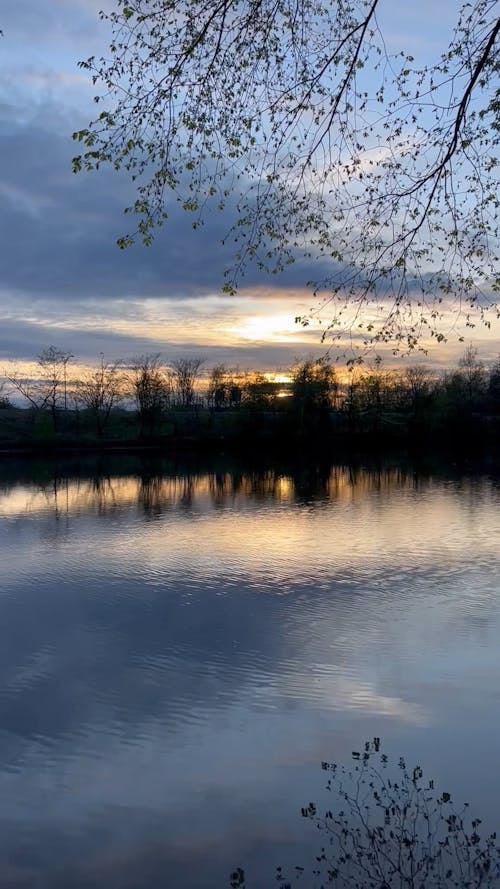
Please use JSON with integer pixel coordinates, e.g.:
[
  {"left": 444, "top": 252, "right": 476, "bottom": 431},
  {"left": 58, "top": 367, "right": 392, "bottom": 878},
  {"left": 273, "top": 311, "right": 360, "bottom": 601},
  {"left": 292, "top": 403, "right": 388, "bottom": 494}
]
[{"left": 1, "top": 456, "right": 500, "bottom": 887}]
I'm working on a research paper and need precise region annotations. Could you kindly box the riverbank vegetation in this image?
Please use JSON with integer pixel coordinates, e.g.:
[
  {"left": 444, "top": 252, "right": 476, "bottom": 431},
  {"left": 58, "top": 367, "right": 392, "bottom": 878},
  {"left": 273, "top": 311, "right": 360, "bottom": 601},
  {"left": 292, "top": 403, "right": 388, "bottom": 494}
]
[{"left": 2, "top": 346, "right": 500, "bottom": 453}]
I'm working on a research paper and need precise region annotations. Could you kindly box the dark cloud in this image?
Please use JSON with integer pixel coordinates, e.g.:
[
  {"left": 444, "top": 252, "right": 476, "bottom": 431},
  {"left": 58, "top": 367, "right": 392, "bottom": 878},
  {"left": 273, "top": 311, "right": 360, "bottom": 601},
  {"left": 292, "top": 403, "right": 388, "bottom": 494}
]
[{"left": 0, "top": 100, "right": 334, "bottom": 307}]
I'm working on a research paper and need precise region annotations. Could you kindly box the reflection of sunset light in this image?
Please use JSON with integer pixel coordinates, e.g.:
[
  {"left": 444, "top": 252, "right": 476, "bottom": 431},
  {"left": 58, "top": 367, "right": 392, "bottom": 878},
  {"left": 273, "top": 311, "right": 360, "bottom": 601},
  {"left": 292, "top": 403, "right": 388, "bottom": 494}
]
[{"left": 276, "top": 477, "right": 293, "bottom": 499}]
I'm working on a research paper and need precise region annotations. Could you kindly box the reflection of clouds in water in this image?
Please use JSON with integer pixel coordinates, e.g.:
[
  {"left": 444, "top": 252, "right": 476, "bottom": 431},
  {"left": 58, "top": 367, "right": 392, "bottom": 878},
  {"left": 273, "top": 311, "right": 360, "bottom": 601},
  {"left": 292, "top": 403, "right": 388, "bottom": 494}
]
[
  {"left": 1, "top": 646, "right": 56, "bottom": 697},
  {"left": 273, "top": 675, "right": 426, "bottom": 725},
  {"left": 0, "top": 572, "right": 427, "bottom": 771},
  {"left": 0, "top": 680, "right": 426, "bottom": 889},
  {"left": 0, "top": 671, "right": 426, "bottom": 827}
]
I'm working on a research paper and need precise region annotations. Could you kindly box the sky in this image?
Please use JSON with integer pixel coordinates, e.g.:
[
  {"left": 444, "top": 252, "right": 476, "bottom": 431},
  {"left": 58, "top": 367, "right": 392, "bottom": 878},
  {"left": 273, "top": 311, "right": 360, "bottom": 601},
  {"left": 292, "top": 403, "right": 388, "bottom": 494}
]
[{"left": 0, "top": 0, "right": 498, "bottom": 374}]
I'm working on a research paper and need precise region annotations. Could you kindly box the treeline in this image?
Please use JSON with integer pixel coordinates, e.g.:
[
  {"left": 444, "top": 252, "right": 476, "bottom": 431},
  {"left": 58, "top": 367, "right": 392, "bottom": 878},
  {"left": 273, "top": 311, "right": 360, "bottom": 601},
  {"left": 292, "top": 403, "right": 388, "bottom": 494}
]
[{"left": 1, "top": 345, "right": 500, "bottom": 450}]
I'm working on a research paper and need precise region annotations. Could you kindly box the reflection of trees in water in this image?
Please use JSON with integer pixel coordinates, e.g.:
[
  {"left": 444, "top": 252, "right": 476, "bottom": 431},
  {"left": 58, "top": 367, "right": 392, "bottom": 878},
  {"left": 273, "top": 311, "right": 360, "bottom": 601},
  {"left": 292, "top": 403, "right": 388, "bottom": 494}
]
[
  {"left": 293, "top": 463, "right": 332, "bottom": 503},
  {"left": 137, "top": 475, "right": 166, "bottom": 518},
  {"left": 31, "top": 474, "right": 124, "bottom": 520},
  {"left": 140, "top": 468, "right": 301, "bottom": 509},
  {"left": 203, "top": 464, "right": 420, "bottom": 506},
  {"left": 31, "top": 476, "right": 72, "bottom": 541},
  {"left": 341, "top": 465, "right": 412, "bottom": 499},
  {"left": 238, "top": 470, "right": 289, "bottom": 502},
  {"left": 138, "top": 475, "right": 168, "bottom": 517},
  {"left": 178, "top": 474, "right": 195, "bottom": 509},
  {"left": 47, "top": 476, "right": 123, "bottom": 527},
  {"left": 209, "top": 471, "right": 239, "bottom": 507},
  {"left": 37, "top": 476, "right": 70, "bottom": 520},
  {"left": 2, "top": 461, "right": 495, "bottom": 521},
  {"left": 87, "top": 475, "right": 119, "bottom": 515},
  {"left": 137, "top": 473, "right": 198, "bottom": 515},
  {"left": 232, "top": 740, "right": 500, "bottom": 889}
]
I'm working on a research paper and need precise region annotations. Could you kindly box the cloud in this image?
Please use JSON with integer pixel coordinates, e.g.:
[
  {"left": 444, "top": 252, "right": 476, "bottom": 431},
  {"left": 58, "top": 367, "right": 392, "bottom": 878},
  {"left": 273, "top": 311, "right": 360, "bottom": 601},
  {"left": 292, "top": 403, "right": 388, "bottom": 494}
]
[
  {"left": 0, "top": 98, "right": 336, "bottom": 304},
  {"left": 0, "top": 91, "right": 338, "bottom": 366},
  {"left": 0, "top": 1, "right": 497, "bottom": 370},
  {"left": 0, "top": 314, "right": 325, "bottom": 366}
]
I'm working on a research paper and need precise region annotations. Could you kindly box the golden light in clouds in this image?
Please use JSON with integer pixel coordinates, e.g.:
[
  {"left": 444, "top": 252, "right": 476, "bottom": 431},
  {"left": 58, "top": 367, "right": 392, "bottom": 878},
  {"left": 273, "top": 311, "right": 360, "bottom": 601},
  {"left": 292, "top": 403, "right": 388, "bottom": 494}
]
[
  {"left": 3, "top": 286, "right": 500, "bottom": 375},
  {"left": 225, "top": 313, "right": 308, "bottom": 344},
  {"left": 25, "top": 293, "right": 317, "bottom": 354}
]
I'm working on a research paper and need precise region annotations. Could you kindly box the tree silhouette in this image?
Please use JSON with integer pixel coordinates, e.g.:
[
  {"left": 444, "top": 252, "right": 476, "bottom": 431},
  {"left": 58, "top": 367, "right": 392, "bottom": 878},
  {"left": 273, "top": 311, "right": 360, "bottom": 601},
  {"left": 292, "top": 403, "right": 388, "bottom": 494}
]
[
  {"left": 231, "top": 739, "right": 500, "bottom": 888},
  {"left": 73, "top": 1, "right": 499, "bottom": 357}
]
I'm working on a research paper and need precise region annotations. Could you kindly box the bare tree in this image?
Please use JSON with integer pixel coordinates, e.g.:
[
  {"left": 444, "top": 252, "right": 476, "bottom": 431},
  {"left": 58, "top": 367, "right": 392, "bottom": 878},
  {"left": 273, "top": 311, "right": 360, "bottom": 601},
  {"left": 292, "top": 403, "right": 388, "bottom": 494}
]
[
  {"left": 76, "top": 355, "right": 125, "bottom": 436},
  {"left": 130, "top": 353, "right": 171, "bottom": 436},
  {"left": 4, "top": 367, "right": 46, "bottom": 413},
  {"left": 38, "top": 347, "right": 74, "bottom": 418},
  {"left": 207, "top": 364, "right": 229, "bottom": 408},
  {"left": 458, "top": 344, "right": 487, "bottom": 404},
  {"left": 488, "top": 355, "right": 500, "bottom": 406},
  {"left": 73, "top": 1, "right": 499, "bottom": 358},
  {"left": 5, "top": 346, "right": 74, "bottom": 427},
  {"left": 400, "top": 365, "right": 434, "bottom": 426},
  {"left": 170, "top": 358, "right": 204, "bottom": 407},
  {"left": 403, "top": 365, "right": 433, "bottom": 401},
  {"left": 0, "top": 379, "right": 12, "bottom": 409}
]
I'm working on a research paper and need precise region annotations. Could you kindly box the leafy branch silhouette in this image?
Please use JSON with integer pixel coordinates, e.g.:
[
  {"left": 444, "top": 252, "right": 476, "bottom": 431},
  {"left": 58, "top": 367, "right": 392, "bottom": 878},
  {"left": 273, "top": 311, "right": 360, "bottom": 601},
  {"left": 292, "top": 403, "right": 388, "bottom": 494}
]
[{"left": 231, "top": 739, "right": 500, "bottom": 888}]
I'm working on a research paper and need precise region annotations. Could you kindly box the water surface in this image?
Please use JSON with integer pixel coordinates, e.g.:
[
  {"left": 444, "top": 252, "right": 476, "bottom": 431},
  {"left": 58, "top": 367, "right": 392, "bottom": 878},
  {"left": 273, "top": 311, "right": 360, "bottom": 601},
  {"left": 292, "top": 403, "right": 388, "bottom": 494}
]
[{"left": 1, "top": 457, "right": 500, "bottom": 887}]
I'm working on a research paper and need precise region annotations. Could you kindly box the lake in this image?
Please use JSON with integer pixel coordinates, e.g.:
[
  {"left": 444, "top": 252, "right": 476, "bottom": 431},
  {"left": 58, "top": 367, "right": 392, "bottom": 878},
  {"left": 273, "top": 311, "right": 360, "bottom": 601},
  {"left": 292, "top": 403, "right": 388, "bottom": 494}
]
[{"left": 1, "top": 454, "right": 500, "bottom": 887}]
